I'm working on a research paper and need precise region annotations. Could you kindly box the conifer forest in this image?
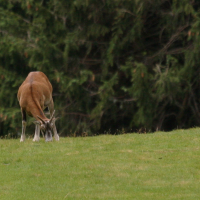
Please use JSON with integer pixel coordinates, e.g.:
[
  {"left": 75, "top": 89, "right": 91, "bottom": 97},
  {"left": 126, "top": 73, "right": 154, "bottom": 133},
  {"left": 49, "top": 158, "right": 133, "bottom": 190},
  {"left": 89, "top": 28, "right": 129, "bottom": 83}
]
[{"left": 0, "top": 0, "right": 200, "bottom": 136}]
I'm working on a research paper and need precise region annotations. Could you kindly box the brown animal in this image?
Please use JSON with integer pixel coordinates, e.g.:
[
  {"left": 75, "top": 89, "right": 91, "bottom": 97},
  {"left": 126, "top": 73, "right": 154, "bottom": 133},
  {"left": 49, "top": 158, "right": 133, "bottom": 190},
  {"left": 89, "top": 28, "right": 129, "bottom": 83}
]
[{"left": 17, "top": 71, "right": 59, "bottom": 142}]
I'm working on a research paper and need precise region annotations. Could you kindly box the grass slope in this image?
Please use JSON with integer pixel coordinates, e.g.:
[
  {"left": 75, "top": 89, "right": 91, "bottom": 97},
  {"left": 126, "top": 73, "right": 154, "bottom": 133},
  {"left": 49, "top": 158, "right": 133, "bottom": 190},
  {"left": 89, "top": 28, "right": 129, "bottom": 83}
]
[{"left": 0, "top": 129, "right": 200, "bottom": 199}]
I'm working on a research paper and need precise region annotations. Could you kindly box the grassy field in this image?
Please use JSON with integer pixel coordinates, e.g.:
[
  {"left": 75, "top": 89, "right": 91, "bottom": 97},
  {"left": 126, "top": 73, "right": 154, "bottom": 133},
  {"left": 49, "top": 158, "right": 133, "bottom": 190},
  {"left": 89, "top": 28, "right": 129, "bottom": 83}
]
[{"left": 0, "top": 129, "right": 200, "bottom": 200}]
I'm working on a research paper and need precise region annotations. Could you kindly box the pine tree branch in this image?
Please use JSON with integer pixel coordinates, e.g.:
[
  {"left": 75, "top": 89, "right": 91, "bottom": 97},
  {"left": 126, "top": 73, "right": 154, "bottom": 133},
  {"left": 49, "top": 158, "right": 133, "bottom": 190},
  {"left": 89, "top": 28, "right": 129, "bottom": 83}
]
[
  {"left": 146, "top": 24, "right": 190, "bottom": 63},
  {"left": 66, "top": 113, "right": 90, "bottom": 117},
  {"left": 0, "top": 29, "right": 37, "bottom": 49},
  {"left": 117, "top": 8, "right": 137, "bottom": 17},
  {"left": 166, "top": 44, "right": 193, "bottom": 55}
]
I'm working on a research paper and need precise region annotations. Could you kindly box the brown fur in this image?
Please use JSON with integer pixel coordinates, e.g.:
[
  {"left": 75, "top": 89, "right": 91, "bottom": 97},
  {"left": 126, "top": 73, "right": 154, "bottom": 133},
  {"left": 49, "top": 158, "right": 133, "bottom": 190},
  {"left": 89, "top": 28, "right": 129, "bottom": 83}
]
[
  {"left": 18, "top": 71, "right": 59, "bottom": 142},
  {"left": 18, "top": 71, "right": 53, "bottom": 120}
]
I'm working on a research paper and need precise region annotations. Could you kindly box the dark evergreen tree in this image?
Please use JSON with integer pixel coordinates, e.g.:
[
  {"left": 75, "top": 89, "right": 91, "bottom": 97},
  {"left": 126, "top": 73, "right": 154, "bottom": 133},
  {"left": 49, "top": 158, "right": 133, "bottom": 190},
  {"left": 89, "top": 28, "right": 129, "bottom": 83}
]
[{"left": 0, "top": 0, "right": 200, "bottom": 136}]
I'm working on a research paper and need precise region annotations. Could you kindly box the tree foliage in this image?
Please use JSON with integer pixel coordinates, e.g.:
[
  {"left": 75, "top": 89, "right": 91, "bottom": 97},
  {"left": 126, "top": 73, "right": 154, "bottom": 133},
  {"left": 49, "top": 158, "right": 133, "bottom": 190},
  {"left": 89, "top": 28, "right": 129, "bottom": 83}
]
[{"left": 0, "top": 0, "right": 200, "bottom": 136}]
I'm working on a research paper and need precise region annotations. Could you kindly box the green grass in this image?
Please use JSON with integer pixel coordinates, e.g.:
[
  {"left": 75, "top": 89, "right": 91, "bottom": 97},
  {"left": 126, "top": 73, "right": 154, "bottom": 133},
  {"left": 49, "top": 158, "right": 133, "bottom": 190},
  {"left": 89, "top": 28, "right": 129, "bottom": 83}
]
[{"left": 1, "top": 129, "right": 200, "bottom": 199}]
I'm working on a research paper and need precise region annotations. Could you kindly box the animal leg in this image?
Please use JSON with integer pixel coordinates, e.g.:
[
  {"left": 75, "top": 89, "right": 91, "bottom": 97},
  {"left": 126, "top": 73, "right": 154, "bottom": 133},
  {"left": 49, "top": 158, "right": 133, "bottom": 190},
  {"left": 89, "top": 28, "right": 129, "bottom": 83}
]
[
  {"left": 48, "top": 100, "right": 59, "bottom": 141},
  {"left": 20, "top": 121, "right": 26, "bottom": 142},
  {"left": 45, "top": 131, "right": 53, "bottom": 142},
  {"left": 20, "top": 109, "right": 26, "bottom": 142},
  {"left": 52, "top": 117, "right": 59, "bottom": 141},
  {"left": 33, "top": 123, "right": 41, "bottom": 142}
]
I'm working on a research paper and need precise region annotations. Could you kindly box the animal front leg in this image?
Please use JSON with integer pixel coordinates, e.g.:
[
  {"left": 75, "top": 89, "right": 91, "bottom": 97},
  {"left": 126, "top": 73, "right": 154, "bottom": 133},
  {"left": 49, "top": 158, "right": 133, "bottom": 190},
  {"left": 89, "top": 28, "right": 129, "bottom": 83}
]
[
  {"left": 48, "top": 100, "right": 59, "bottom": 141},
  {"left": 52, "top": 118, "right": 59, "bottom": 141},
  {"left": 33, "top": 123, "right": 40, "bottom": 142},
  {"left": 20, "top": 120, "right": 26, "bottom": 142},
  {"left": 45, "top": 130, "right": 53, "bottom": 142},
  {"left": 54, "top": 128, "right": 59, "bottom": 141}
]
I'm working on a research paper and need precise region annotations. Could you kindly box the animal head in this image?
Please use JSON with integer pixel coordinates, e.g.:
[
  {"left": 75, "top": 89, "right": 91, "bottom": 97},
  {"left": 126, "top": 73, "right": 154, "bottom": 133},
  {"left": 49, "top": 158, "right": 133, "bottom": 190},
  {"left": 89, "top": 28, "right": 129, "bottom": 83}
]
[{"left": 35, "top": 110, "right": 56, "bottom": 142}]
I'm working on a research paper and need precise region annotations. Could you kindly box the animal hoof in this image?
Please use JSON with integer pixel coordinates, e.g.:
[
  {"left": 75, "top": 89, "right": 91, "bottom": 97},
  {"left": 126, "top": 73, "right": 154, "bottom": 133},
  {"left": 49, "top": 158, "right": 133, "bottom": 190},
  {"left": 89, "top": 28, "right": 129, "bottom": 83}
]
[
  {"left": 20, "top": 136, "right": 25, "bottom": 142},
  {"left": 33, "top": 138, "right": 40, "bottom": 142},
  {"left": 55, "top": 135, "right": 59, "bottom": 141}
]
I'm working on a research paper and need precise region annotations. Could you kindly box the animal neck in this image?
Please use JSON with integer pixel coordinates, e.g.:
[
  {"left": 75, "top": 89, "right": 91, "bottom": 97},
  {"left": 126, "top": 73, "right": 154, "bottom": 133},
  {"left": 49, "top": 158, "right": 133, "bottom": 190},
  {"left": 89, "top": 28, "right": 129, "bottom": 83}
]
[{"left": 30, "top": 107, "right": 48, "bottom": 122}]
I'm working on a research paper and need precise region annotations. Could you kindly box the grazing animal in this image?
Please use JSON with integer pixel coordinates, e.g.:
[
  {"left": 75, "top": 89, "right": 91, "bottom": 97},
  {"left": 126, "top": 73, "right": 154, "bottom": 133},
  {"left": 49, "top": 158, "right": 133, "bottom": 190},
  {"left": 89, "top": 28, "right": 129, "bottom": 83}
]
[{"left": 17, "top": 71, "right": 59, "bottom": 142}]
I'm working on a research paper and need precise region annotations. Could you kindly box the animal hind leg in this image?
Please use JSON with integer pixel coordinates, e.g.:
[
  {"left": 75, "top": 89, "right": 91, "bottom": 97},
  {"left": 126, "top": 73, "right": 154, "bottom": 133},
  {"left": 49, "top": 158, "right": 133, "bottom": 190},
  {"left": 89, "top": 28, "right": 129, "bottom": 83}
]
[{"left": 20, "top": 109, "right": 26, "bottom": 142}]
